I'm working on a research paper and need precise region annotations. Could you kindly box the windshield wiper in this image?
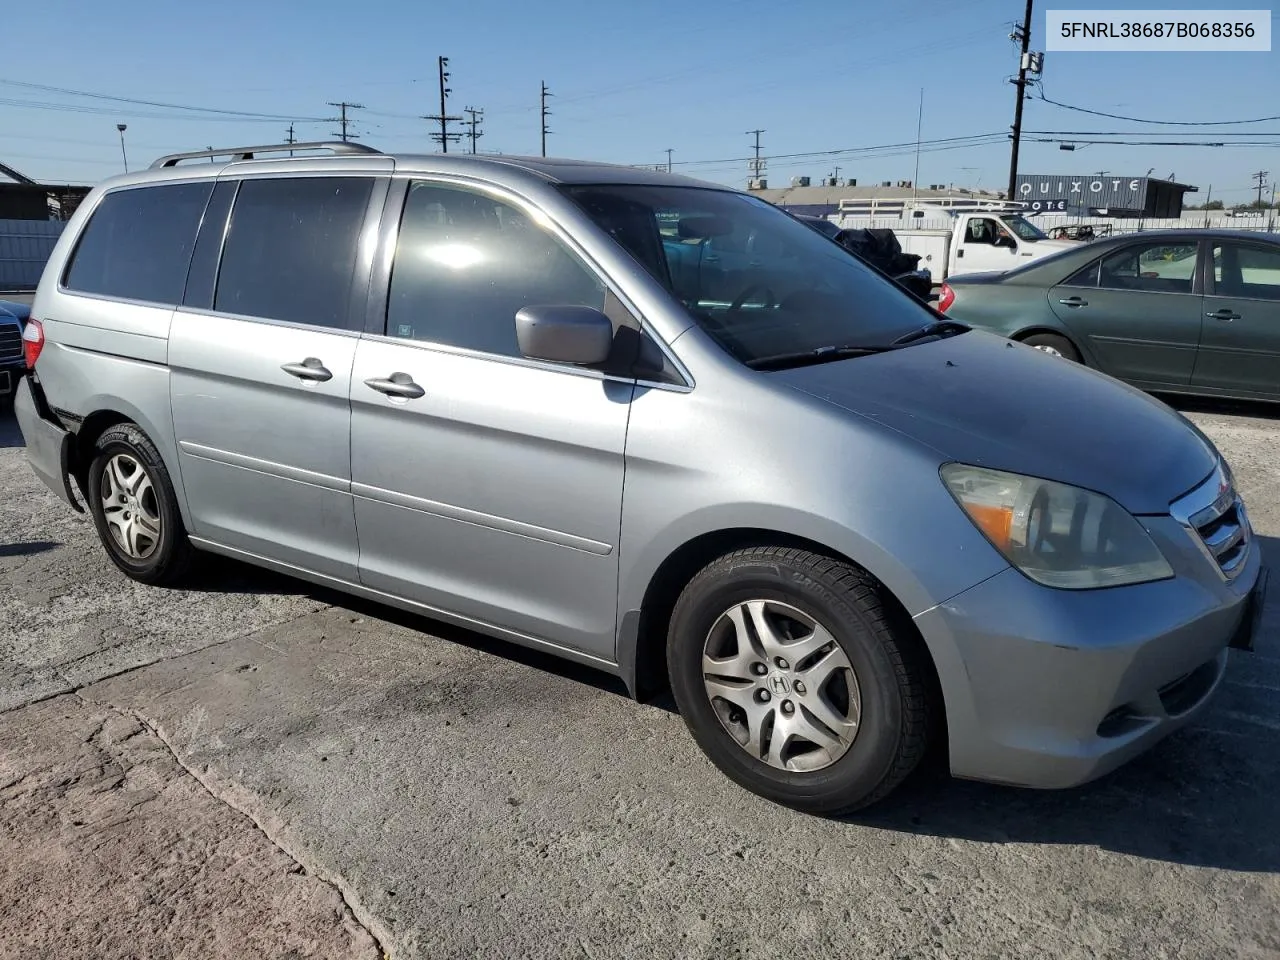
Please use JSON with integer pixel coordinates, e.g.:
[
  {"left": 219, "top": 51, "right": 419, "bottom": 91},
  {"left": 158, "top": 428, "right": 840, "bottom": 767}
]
[
  {"left": 745, "top": 344, "right": 892, "bottom": 371},
  {"left": 890, "top": 319, "right": 970, "bottom": 346}
]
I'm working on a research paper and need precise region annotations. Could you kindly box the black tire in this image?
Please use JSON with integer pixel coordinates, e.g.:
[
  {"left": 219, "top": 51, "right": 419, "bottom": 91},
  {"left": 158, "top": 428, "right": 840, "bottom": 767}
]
[
  {"left": 1020, "top": 332, "right": 1082, "bottom": 363},
  {"left": 666, "top": 546, "right": 932, "bottom": 816},
  {"left": 86, "top": 423, "right": 194, "bottom": 586}
]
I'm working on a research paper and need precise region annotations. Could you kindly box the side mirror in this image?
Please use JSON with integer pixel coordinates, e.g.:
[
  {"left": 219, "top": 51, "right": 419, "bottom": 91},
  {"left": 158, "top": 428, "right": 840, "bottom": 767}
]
[{"left": 515, "top": 305, "right": 614, "bottom": 366}]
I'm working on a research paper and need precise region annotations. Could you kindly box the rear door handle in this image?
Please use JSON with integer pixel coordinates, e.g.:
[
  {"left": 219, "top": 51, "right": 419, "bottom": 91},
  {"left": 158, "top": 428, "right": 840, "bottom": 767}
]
[
  {"left": 281, "top": 357, "right": 333, "bottom": 382},
  {"left": 1058, "top": 296, "right": 1089, "bottom": 307},
  {"left": 364, "top": 372, "right": 425, "bottom": 400},
  {"left": 1208, "top": 309, "right": 1241, "bottom": 321}
]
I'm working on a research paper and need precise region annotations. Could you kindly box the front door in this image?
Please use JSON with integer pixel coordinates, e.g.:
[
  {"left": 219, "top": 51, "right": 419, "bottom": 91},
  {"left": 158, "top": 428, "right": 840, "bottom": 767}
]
[
  {"left": 169, "top": 171, "right": 388, "bottom": 580},
  {"left": 954, "top": 216, "right": 1020, "bottom": 275},
  {"left": 1192, "top": 239, "right": 1280, "bottom": 398},
  {"left": 349, "top": 179, "right": 633, "bottom": 658},
  {"left": 1048, "top": 237, "right": 1204, "bottom": 385}
]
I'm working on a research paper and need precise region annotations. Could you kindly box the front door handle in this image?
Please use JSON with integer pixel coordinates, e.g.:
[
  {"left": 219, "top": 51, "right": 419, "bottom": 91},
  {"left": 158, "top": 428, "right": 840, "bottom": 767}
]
[
  {"left": 1208, "top": 309, "right": 1241, "bottom": 321},
  {"left": 1058, "top": 296, "right": 1089, "bottom": 307},
  {"left": 281, "top": 357, "right": 332, "bottom": 382},
  {"left": 364, "top": 372, "right": 425, "bottom": 400}
]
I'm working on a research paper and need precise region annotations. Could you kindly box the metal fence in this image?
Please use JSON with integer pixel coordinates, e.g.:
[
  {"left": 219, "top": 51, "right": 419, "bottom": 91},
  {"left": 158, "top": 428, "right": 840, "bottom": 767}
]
[
  {"left": 836, "top": 215, "right": 1279, "bottom": 236},
  {"left": 0, "top": 219, "right": 65, "bottom": 291}
]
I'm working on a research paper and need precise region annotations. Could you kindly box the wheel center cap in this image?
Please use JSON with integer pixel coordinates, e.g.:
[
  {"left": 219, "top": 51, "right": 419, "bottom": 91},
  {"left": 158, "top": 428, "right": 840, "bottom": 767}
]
[{"left": 768, "top": 673, "right": 791, "bottom": 696}]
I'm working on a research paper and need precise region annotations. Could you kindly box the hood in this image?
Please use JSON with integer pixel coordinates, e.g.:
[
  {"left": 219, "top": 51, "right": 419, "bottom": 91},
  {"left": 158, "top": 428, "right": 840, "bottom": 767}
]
[
  {"left": 0, "top": 300, "right": 30, "bottom": 326},
  {"left": 1031, "top": 239, "right": 1078, "bottom": 253},
  {"left": 774, "top": 330, "right": 1217, "bottom": 515}
]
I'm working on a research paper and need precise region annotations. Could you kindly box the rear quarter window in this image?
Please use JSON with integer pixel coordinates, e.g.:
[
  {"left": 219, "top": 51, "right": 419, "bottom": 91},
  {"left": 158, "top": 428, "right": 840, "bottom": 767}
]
[{"left": 62, "top": 181, "right": 214, "bottom": 305}]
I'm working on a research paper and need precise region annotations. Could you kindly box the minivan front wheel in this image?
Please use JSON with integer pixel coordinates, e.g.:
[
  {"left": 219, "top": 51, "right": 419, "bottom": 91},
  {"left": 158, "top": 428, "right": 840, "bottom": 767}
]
[
  {"left": 667, "top": 546, "right": 931, "bottom": 815},
  {"left": 86, "top": 423, "right": 193, "bottom": 586}
]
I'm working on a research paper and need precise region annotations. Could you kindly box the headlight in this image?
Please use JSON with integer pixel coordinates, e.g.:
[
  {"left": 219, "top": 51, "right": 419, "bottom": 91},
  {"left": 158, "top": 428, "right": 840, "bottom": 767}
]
[{"left": 941, "top": 463, "right": 1173, "bottom": 589}]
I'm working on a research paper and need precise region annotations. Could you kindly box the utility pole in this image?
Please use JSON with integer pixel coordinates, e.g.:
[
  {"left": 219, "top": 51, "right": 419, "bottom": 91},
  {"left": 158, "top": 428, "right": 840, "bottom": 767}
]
[
  {"left": 665, "top": 148, "right": 673, "bottom": 173},
  {"left": 116, "top": 123, "right": 128, "bottom": 172},
  {"left": 541, "top": 82, "right": 553, "bottom": 157},
  {"left": 463, "top": 106, "right": 484, "bottom": 153},
  {"left": 1252, "top": 169, "right": 1270, "bottom": 206},
  {"left": 285, "top": 122, "right": 296, "bottom": 156},
  {"left": 423, "top": 56, "right": 463, "bottom": 152},
  {"left": 1006, "top": 0, "right": 1035, "bottom": 202},
  {"left": 746, "top": 129, "right": 765, "bottom": 187},
  {"left": 327, "top": 101, "right": 364, "bottom": 142}
]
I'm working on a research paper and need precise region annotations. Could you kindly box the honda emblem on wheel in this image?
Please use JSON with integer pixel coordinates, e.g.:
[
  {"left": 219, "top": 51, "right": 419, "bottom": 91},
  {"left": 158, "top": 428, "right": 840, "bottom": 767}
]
[{"left": 769, "top": 674, "right": 791, "bottom": 695}]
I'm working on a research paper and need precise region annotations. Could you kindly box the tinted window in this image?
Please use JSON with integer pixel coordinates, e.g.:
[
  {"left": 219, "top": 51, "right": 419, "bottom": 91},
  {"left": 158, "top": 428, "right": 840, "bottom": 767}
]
[
  {"left": 562, "top": 184, "right": 933, "bottom": 365},
  {"left": 64, "top": 182, "right": 213, "bottom": 304},
  {"left": 1098, "top": 241, "right": 1198, "bottom": 294},
  {"left": 215, "top": 176, "right": 374, "bottom": 329},
  {"left": 386, "top": 181, "right": 606, "bottom": 357},
  {"left": 1213, "top": 243, "right": 1280, "bottom": 302},
  {"left": 1061, "top": 259, "right": 1101, "bottom": 288}
]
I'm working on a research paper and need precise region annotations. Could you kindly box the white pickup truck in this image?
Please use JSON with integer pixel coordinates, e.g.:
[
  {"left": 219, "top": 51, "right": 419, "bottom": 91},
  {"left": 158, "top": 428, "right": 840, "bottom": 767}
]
[{"left": 830, "top": 199, "right": 1080, "bottom": 284}]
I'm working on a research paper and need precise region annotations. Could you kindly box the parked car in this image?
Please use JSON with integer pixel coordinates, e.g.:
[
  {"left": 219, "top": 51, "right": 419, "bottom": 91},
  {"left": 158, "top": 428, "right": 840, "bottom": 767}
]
[
  {"left": 15, "top": 143, "right": 1265, "bottom": 815},
  {"left": 0, "top": 298, "right": 31, "bottom": 409},
  {"left": 938, "top": 229, "right": 1280, "bottom": 402},
  {"left": 792, "top": 215, "right": 934, "bottom": 300}
]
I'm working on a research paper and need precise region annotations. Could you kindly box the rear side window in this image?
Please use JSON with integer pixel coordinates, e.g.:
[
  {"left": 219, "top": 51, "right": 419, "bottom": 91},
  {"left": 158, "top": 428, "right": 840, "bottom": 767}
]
[
  {"left": 63, "top": 182, "right": 213, "bottom": 304},
  {"left": 214, "top": 176, "right": 374, "bottom": 329}
]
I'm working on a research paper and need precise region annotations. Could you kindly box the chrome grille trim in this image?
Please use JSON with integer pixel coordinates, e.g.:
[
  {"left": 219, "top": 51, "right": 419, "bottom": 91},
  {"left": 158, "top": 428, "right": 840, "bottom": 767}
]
[{"left": 1170, "top": 462, "right": 1251, "bottom": 582}]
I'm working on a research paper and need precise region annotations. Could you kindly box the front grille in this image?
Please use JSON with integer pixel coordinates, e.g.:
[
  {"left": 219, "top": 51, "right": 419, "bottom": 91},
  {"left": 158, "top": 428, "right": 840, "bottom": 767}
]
[
  {"left": 0, "top": 328, "right": 20, "bottom": 362},
  {"left": 1171, "top": 463, "right": 1251, "bottom": 580}
]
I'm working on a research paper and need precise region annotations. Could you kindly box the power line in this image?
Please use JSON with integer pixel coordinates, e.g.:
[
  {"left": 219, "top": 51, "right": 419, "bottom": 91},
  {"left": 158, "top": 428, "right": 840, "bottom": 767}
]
[
  {"left": 1037, "top": 92, "right": 1280, "bottom": 126},
  {"left": 667, "top": 132, "right": 1007, "bottom": 169},
  {"left": 326, "top": 101, "right": 364, "bottom": 142},
  {"left": 0, "top": 77, "right": 327, "bottom": 122}
]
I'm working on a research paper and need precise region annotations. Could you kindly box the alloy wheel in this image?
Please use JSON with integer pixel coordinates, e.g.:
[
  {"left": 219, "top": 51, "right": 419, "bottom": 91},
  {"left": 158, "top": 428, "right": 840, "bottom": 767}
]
[
  {"left": 100, "top": 453, "right": 162, "bottom": 560},
  {"left": 701, "top": 599, "right": 861, "bottom": 772}
]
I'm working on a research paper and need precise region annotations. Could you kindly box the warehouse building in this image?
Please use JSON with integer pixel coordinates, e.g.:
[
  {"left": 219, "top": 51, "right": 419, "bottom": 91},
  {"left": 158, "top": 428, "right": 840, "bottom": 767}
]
[{"left": 749, "top": 177, "right": 995, "bottom": 218}]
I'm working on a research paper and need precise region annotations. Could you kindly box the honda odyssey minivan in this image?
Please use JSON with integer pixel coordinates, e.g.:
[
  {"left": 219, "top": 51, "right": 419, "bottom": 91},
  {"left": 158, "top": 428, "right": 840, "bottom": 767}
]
[{"left": 15, "top": 141, "right": 1266, "bottom": 813}]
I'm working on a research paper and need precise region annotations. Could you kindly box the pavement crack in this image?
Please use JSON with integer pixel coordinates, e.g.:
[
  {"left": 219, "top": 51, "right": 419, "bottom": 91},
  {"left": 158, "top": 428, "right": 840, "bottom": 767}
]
[
  {"left": 71, "top": 693, "right": 393, "bottom": 958},
  {"left": 0, "top": 607, "right": 333, "bottom": 718}
]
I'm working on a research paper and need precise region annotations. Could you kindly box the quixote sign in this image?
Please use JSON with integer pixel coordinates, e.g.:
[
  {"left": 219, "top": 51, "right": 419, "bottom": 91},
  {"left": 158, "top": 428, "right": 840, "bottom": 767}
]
[{"left": 1016, "top": 175, "right": 1149, "bottom": 210}]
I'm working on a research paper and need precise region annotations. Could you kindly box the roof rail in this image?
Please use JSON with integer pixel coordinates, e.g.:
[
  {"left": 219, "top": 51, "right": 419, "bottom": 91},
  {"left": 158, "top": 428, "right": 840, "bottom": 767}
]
[{"left": 150, "top": 141, "right": 382, "bottom": 169}]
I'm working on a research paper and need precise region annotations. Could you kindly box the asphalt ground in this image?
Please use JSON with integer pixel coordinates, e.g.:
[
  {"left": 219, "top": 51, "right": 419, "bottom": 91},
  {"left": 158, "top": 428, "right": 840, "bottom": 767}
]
[{"left": 1, "top": 389, "right": 1278, "bottom": 959}]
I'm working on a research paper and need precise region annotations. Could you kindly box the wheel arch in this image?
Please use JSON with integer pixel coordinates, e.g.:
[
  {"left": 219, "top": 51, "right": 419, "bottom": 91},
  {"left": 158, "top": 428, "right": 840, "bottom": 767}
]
[
  {"left": 1009, "top": 325, "right": 1089, "bottom": 363},
  {"left": 70, "top": 396, "right": 193, "bottom": 530},
  {"left": 617, "top": 526, "right": 947, "bottom": 754}
]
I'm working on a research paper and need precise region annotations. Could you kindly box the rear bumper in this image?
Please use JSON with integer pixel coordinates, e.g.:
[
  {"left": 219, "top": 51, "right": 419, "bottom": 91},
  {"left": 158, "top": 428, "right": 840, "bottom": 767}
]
[
  {"left": 915, "top": 537, "right": 1262, "bottom": 790},
  {"left": 13, "top": 374, "right": 83, "bottom": 513}
]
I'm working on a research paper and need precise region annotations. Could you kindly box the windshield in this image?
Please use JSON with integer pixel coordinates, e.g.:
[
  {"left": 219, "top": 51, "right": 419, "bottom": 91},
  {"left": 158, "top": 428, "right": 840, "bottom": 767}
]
[
  {"left": 1005, "top": 215, "right": 1048, "bottom": 241},
  {"left": 560, "top": 184, "right": 936, "bottom": 364}
]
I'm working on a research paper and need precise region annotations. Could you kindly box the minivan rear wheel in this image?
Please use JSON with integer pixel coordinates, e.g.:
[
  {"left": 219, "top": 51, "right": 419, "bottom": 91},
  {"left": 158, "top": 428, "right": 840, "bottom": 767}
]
[
  {"left": 666, "top": 546, "right": 932, "bottom": 815},
  {"left": 86, "top": 423, "right": 194, "bottom": 586}
]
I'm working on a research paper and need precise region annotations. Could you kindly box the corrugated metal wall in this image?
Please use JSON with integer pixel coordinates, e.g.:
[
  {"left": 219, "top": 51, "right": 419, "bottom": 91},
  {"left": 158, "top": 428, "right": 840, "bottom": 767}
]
[{"left": 0, "top": 219, "right": 65, "bottom": 291}]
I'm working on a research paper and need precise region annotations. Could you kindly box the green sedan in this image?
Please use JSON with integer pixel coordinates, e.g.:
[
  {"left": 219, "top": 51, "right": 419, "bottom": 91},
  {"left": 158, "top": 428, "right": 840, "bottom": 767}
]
[{"left": 937, "top": 229, "right": 1280, "bottom": 402}]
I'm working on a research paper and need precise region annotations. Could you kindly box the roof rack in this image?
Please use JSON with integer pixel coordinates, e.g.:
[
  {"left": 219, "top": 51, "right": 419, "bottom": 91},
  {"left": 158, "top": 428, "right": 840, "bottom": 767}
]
[{"left": 150, "top": 141, "right": 382, "bottom": 169}]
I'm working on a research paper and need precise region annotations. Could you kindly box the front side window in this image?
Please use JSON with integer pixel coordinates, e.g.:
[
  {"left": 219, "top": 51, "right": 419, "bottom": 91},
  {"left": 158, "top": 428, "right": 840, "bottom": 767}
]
[
  {"left": 386, "top": 181, "right": 606, "bottom": 358},
  {"left": 1098, "top": 241, "right": 1198, "bottom": 294},
  {"left": 1213, "top": 243, "right": 1280, "bottom": 302},
  {"left": 63, "top": 182, "right": 213, "bottom": 305},
  {"left": 1005, "top": 216, "right": 1047, "bottom": 241},
  {"left": 214, "top": 176, "right": 374, "bottom": 329},
  {"left": 561, "top": 184, "right": 934, "bottom": 365}
]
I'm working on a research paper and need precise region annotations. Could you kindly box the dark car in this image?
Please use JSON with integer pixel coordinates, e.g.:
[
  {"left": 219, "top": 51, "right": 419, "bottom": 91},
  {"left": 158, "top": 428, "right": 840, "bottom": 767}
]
[
  {"left": 792, "top": 215, "right": 934, "bottom": 301},
  {"left": 0, "top": 298, "right": 30, "bottom": 409},
  {"left": 937, "top": 229, "right": 1280, "bottom": 403}
]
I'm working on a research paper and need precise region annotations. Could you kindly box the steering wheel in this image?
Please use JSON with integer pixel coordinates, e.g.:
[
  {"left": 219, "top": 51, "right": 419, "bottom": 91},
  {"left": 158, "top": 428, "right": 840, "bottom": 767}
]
[{"left": 726, "top": 284, "right": 777, "bottom": 314}]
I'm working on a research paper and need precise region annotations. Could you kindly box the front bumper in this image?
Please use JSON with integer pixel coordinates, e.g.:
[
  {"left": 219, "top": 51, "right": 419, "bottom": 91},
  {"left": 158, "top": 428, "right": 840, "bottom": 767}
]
[
  {"left": 915, "top": 521, "right": 1263, "bottom": 790},
  {"left": 13, "top": 374, "right": 83, "bottom": 513}
]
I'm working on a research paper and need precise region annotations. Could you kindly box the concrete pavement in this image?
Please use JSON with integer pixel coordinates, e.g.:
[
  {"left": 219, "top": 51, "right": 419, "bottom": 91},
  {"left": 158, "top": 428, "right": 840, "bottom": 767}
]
[{"left": 2, "top": 398, "right": 1279, "bottom": 959}]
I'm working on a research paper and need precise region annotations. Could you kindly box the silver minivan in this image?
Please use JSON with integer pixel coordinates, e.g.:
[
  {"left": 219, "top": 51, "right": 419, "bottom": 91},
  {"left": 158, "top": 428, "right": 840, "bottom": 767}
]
[{"left": 15, "top": 142, "right": 1266, "bottom": 814}]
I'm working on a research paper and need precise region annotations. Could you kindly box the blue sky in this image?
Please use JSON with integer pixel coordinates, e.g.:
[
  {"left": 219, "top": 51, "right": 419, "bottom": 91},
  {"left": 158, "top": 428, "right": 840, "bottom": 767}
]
[{"left": 3, "top": 0, "right": 1277, "bottom": 203}]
